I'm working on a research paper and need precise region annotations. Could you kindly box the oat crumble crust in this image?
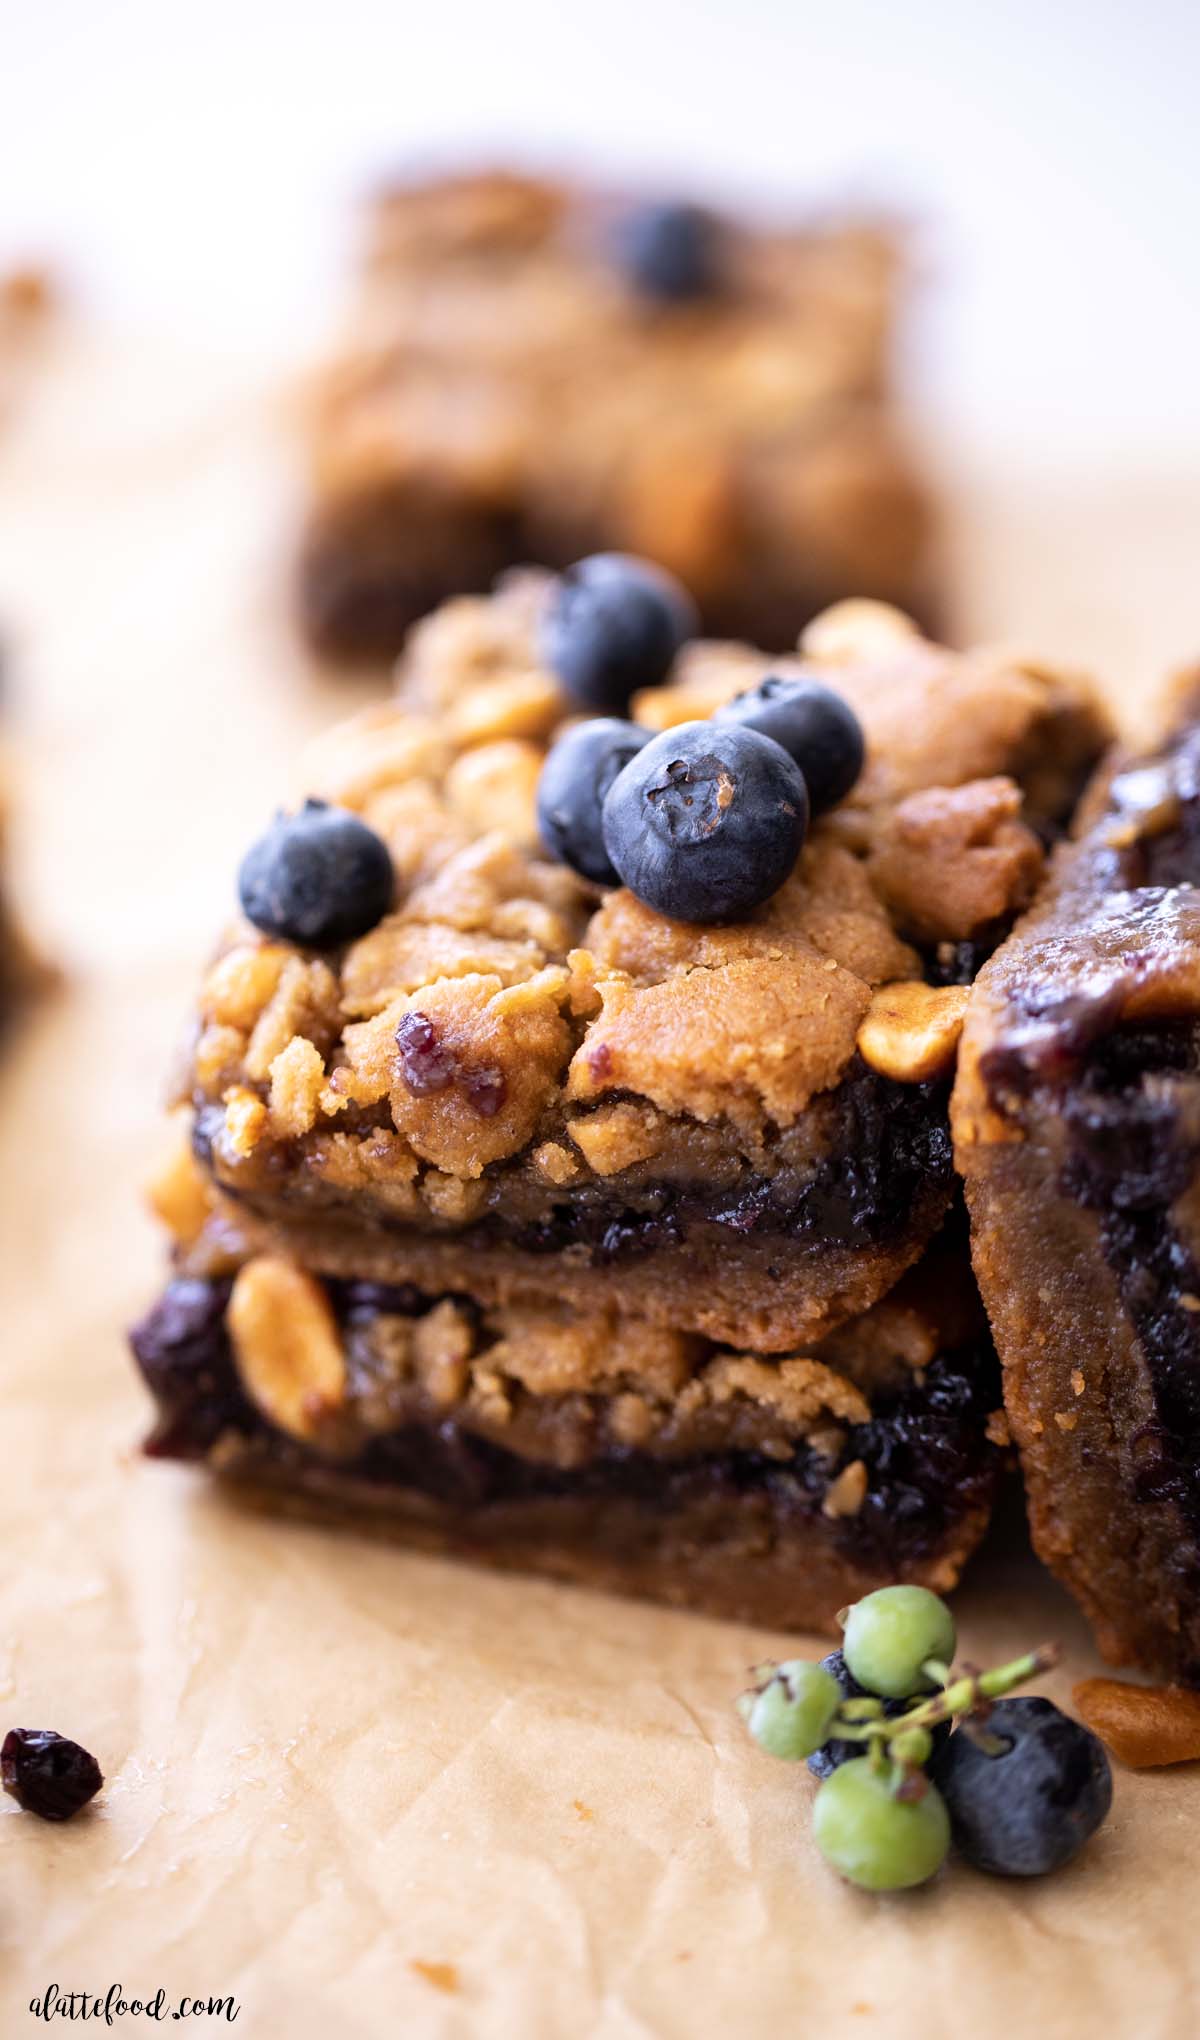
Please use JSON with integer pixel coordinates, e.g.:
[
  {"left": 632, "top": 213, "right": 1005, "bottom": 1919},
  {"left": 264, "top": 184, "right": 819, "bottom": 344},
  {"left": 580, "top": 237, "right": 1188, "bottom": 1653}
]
[
  {"left": 298, "top": 169, "right": 937, "bottom": 659},
  {"left": 178, "top": 578, "right": 1108, "bottom": 1351}
]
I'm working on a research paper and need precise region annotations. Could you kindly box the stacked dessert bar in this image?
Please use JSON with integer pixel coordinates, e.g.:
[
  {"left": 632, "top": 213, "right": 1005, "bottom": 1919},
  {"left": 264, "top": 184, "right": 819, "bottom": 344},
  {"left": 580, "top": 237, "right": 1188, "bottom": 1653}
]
[
  {"left": 298, "top": 171, "right": 936, "bottom": 661},
  {"left": 132, "top": 570, "right": 1110, "bottom": 1631}
]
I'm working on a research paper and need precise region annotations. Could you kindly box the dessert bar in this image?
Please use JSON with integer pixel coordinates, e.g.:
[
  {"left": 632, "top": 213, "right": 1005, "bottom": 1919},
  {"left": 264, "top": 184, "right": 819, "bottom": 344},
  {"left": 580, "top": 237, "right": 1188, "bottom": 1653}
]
[
  {"left": 132, "top": 566, "right": 1109, "bottom": 1621},
  {"left": 177, "top": 578, "right": 1107, "bottom": 1355},
  {"left": 954, "top": 694, "right": 1200, "bottom": 1679},
  {"left": 298, "top": 170, "right": 936, "bottom": 660}
]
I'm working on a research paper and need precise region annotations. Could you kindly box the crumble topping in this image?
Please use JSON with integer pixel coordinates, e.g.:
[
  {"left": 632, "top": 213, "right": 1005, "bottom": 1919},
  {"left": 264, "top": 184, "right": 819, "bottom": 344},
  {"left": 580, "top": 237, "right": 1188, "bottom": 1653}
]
[{"left": 183, "top": 576, "right": 1107, "bottom": 1204}]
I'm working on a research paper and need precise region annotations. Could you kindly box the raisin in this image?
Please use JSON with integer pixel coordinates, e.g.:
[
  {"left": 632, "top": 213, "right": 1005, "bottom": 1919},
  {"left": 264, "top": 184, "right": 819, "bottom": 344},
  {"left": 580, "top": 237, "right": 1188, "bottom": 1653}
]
[{"left": 2, "top": 1729, "right": 103, "bottom": 1821}]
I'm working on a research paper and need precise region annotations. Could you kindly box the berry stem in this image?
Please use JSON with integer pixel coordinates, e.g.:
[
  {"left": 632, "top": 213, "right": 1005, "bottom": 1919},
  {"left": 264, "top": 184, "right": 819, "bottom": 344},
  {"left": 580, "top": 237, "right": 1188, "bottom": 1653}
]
[
  {"left": 741, "top": 1639, "right": 1061, "bottom": 1781},
  {"left": 896, "top": 1644, "right": 1059, "bottom": 1737}
]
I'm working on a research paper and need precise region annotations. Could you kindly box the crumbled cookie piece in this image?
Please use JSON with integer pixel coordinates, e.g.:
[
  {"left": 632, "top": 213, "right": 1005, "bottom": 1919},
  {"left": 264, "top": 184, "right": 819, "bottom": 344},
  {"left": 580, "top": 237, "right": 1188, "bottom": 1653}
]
[
  {"left": 268, "top": 1035, "right": 326, "bottom": 1138},
  {"left": 567, "top": 954, "right": 872, "bottom": 1130},
  {"left": 867, "top": 779, "right": 1045, "bottom": 943},
  {"left": 389, "top": 969, "right": 572, "bottom": 1176},
  {"left": 202, "top": 943, "right": 289, "bottom": 1030},
  {"left": 568, "top": 1100, "right": 667, "bottom": 1176},
  {"left": 223, "top": 1085, "right": 267, "bottom": 1157},
  {"left": 444, "top": 737, "right": 543, "bottom": 842}
]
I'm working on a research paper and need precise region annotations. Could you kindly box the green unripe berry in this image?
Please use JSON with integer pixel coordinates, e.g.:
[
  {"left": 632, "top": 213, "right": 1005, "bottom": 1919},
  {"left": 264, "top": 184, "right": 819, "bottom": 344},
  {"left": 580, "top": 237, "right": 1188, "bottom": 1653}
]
[
  {"left": 842, "top": 1586, "right": 957, "bottom": 1699},
  {"left": 745, "top": 1660, "right": 841, "bottom": 1761},
  {"left": 813, "top": 1758, "right": 951, "bottom": 1891}
]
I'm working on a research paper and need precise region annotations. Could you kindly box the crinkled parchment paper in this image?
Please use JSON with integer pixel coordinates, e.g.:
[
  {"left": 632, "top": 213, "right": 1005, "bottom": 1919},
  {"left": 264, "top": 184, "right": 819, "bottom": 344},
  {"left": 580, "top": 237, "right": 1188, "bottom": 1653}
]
[{"left": 1, "top": 334, "right": 1198, "bottom": 2039}]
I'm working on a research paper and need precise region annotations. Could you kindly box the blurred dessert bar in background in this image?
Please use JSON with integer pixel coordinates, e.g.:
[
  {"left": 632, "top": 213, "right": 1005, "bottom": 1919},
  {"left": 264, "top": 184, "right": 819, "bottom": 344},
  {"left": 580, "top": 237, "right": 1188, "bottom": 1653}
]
[
  {"left": 0, "top": 730, "right": 47, "bottom": 1031},
  {"left": 0, "top": 265, "right": 55, "bottom": 435},
  {"left": 297, "top": 170, "right": 937, "bottom": 662},
  {"left": 0, "top": 274, "right": 56, "bottom": 1027}
]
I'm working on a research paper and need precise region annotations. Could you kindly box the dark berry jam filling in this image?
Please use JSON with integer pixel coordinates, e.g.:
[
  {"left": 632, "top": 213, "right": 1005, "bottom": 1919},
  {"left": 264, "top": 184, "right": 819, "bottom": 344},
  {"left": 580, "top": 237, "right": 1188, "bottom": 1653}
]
[
  {"left": 345, "top": 1344, "right": 996, "bottom": 1570},
  {"left": 1056, "top": 1023, "right": 1200, "bottom": 1538},
  {"left": 195, "top": 1060, "right": 954, "bottom": 1264},
  {"left": 480, "top": 1063, "right": 953, "bottom": 1264},
  {"left": 130, "top": 1278, "right": 998, "bottom": 1570},
  {"left": 988, "top": 1003, "right": 1200, "bottom": 1543}
]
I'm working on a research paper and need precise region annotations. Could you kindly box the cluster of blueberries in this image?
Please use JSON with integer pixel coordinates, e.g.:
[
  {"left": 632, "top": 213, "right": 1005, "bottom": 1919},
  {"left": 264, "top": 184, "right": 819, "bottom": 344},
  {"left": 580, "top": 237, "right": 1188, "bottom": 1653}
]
[
  {"left": 741, "top": 1585, "right": 1112, "bottom": 1892},
  {"left": 235, "top": 551, "right": 866, "bottom": 947},
  {"left": 537, "top": 554, "right": 866, "bottom": 922}
]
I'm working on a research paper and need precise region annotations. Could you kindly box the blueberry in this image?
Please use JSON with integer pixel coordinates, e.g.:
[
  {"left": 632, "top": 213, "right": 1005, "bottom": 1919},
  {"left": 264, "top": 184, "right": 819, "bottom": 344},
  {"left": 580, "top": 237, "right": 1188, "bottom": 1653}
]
[
  {"left": 931, "top": 1697, "right": 1112, "bottom": 1877},
  {"left": 601, "top": 720, "right": 808, "bottom": 923},
  {"left": 807, "top": 1649, "right": 951, "bottom": 1781},
  {"left": 614, "top": 202, "right": 722, "bottom": 302},
  {"left": 540, "top": 554, "right": 698, "bottom": 714},
  {"left": 536, "top": 718, "right": 650, "bottom": 884},
  {"left": 715, "top": 675, "right": 865, "bottom": 815},
  {"left": 2, "top": 1729, "right": 103, "bottom": 1822},
  {"left": 128, "top": 1277, "right": 242, "bottom": 1458},
  {"left": 238, "top": 798, "right": 393, "bottom": 947},
  {"left": 335, "top": 1280, "right": 429, "bottom": 1324}
]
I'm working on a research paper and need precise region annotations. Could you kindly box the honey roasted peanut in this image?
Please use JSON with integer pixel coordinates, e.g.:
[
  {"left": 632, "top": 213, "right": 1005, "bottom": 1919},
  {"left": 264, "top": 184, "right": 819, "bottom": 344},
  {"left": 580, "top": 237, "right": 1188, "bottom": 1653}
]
[
  {"left": 227, "top": 1257, "right": 347, "bottom": 1441},
  {"left": 856, "top": 982, "right": 969, "bottom": 1084}
]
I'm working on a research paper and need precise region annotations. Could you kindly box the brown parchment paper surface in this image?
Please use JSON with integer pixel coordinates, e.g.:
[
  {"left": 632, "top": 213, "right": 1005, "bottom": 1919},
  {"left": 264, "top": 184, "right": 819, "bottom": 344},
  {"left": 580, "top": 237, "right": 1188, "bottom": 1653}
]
[{"left": 2, "top": 333, "right": 1199, "bottom": 2040}]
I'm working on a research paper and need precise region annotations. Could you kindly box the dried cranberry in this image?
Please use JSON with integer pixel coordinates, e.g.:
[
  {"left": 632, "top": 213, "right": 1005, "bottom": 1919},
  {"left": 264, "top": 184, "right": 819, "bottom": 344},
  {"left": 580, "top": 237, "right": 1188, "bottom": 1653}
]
[
  {"left": 396, "top": 1011, "right": 456, "bottom": 1096},
  {"left": 464, "top": 1067, "right": 507, "bottom": 1118},
  {"left": 2, "top": 1729, "right": 103, "bottom": 1821}
]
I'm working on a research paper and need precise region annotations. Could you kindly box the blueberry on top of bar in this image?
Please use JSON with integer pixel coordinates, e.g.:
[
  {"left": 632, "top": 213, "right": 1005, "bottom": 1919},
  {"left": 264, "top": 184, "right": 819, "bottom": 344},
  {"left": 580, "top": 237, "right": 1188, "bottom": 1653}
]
[
  {"left": 540, "top": 553, "right": 698, "bottom": 713},
  {"left": 613, "top": 201, "right": 723, "bottom": 301}
]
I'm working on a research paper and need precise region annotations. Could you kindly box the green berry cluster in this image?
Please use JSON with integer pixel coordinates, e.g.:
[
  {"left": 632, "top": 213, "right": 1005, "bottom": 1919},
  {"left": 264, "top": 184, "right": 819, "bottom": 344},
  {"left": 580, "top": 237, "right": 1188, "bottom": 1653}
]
[{"left": 738, "top": 1586, "right": 1059, "bottom": 1892}]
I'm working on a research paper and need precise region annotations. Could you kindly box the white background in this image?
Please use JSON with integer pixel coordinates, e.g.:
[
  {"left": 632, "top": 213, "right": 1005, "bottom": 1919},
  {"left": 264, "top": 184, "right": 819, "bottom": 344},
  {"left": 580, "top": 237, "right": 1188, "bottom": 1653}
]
[{"left": 5, "top": 0, "right": 1199, "bottom": 465}]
